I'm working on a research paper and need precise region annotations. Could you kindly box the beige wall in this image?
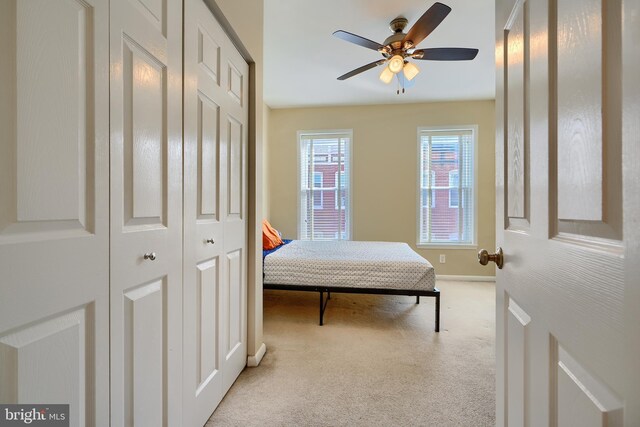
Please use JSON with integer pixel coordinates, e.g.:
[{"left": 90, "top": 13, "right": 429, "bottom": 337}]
[
  {"left": 267, "top": 100, "right": 496, "bottom": 277},
  {"left": 263, "top": 104, "right": 271, "bottom": 216}
]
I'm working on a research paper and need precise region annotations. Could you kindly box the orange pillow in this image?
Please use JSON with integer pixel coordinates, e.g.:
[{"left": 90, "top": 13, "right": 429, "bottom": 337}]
[{"left": 262, "top": 219, "right": 284, "bottom": 250}]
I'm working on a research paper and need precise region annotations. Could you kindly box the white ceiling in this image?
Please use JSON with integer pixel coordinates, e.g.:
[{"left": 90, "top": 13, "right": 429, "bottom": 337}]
[{"left": 263, "top": 0, "right": 495, "bottom": 108}]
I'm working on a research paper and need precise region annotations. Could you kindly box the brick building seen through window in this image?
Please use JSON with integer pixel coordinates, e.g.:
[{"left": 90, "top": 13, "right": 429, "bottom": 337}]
[
  {"left": 299, "top": 132, "right": 350, "bottom": 240},
  {"left": 419, "top": 128, "right": 475, "bottom": 246}
]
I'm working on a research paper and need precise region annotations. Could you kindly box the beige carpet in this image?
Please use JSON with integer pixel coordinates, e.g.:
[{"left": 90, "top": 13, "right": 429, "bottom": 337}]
[{"left": 207, "top": 280, "right": 495, "bottom": 426}]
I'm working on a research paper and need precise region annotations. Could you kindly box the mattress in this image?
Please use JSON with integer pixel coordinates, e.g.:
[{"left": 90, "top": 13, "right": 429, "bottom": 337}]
[{"left": 263, "top": 240, "right": 436, "bottom": 291}]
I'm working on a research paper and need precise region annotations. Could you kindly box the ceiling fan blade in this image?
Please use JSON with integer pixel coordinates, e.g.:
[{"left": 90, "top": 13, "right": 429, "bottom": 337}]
[
  {"left": 413, "top": 47, "right": 479, "bottom": 61},
  {"left": 337, "top": 60, "right": 386, "bottom": 80},
  {"left": 333, "top": 30, "right": 385, "bottom": 51},
  {"left": 403, "top": 2, "right": 451, "bottom": 48}
]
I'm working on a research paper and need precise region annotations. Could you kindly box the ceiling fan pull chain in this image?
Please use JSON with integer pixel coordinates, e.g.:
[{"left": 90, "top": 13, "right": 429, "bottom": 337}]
[{"left": 396, "top": 77, "right": 405, "bottom": 95}]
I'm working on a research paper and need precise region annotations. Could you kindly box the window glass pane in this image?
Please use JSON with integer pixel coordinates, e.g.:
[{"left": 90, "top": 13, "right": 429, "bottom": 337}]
[
  {"left": 299, "top": 132, "right": 351, "bottom": 240},
  {"left": 418, "top": 129, "right": 475, "bottom": 245},
  {"left": 313, "top": 172, "right": 323, "bottom": 209},
  {"left": 449, "top": 170, "right": 459, "bottom": 208}
]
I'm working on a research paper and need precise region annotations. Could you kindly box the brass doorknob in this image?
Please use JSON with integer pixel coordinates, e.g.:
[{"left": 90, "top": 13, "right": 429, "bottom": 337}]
[{"left": 478, "top": 247, "right": 503, "bottom": 269}]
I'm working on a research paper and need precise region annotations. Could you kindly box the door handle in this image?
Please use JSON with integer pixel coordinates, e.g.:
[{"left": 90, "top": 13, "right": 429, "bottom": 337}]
[
  {"left": 205, "top": 238, "right": 215, "bottom": 244},
  {"left": 143, "top": 252, "right": 157, "bottom": 261},
  {"left": 478, "top": 247, "right": 503, "bottom": 269}
]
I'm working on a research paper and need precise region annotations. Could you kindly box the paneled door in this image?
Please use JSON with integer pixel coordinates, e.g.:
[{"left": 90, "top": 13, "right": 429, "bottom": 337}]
[
  {"left": 493, "top": 0, "right": 639, "bottom": 425},
  {"left": 183, "top": 0, "right": 249, "bottom": 424},
  {"left": 0, "top": 1, "right": 110, "bottom": 425},
  {"left": 109, "top": 0, "right": 183, "bottom": 425}
]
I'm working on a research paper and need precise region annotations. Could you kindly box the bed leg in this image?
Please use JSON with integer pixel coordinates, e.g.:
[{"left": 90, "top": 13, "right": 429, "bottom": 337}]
[
  {"left": 328, "top": 291, "right": 331, "bottom": 300},
  {"left": 416, "top": 296, "right": 420, "bottom": 304},
  {"left": 319, "top": 291, "right": 324, "bottom": 326},
  {"left": 319, "top": 290, "right": 331, "bottom": 326},
  {"left": 435, "top": 292, "right": 440, "bottom": 333}
]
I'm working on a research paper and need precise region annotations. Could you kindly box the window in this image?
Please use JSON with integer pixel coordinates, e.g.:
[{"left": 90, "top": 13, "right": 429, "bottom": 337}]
[
  {"left": 418, "top": 127, "right": 476, "bottom": 246},
  {"left": 313, "top": 172, "right": 323, "bottom": 209},
  {"left": 335, "top": 171, "right": 347, "bottom": 209},
  {"left": 299, "top": 130, "right": 351, "bottom": 240},
  {"left": 448, "top": 170, "right": 459, "bottom": 208},
  {"left": 421, "top": 170, "right": 436, "bottom": 208}
]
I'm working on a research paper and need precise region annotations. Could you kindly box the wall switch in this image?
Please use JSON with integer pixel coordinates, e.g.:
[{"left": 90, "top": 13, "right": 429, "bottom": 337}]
[{"left": 439, "top": 254, "right": 446, "bottom": 264}]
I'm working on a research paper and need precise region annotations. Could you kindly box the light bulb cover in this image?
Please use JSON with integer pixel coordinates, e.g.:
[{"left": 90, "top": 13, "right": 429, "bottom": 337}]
[
  {"left": 403, "top": 61, "right": 420, "bottom": 81},
  {"left": 388, "top": 55, "right": 404, "bottom": 74},
  {"left": 379, "top": 66, "right": 394, "bottom": 84}
]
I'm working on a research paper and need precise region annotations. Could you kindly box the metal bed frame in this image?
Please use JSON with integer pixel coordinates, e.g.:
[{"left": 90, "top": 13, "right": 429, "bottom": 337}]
[{"left": 263, "top": 283, "right": 440, "bottom": 332}]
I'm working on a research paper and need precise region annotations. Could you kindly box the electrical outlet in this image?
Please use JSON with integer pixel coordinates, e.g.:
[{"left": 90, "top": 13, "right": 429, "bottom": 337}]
[{"left": 439, "top": 254, "right": 446, "bottom": 264}]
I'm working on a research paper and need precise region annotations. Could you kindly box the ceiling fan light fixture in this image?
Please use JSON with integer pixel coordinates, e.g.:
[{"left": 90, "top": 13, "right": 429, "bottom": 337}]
[
  {"left": 403, "top": 61, "right": 420, "bottom": 81},
  {"left": 388, "top": 55, "right": 405, "bottom": 74},
  {"left": 379, "top": 66, "right": 394, "bottom": 84}
]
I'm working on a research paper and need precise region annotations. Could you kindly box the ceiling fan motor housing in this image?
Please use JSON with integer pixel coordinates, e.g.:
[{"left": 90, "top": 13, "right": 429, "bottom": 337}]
[
  {"left": 383, "top": 17, "right": 412, "bottom": 57},
  {"left": 382, "top": 32, "right": 407, "bottom": 52},
  {"left": 389, "top": 17, "right": 408, "bottom": 33}
]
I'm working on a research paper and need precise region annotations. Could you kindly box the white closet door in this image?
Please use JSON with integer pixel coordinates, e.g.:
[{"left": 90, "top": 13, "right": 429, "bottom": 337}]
[
  {"left": 109, "top": 0, "right": 183, "bottom": 425},
  {"left": 183, "top": 0, "right": 249, "bottom": 424},
  {"left": 0, "top": 1, "right": 110, "bottom": 425},
  {"left": 220, "top": 56, "right": 249, "bottom": 394}
]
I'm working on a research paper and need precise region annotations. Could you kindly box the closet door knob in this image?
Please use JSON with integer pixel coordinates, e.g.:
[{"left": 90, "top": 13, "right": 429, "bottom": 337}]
[
  {"left": 205, "top": 238, "right": 215, "bottom": 244},
  {"left": 144, "top": 252, "right": 157, "bottom": 261}
]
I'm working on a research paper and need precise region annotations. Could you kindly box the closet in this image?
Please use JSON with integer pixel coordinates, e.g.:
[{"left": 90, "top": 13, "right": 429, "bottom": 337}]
[
  {"left": 108, "top": 0, "right": 184, "bottom": 424},
  {"left": 182, "top": 0, "right": 249, "bottom": 425},
  {"left": 0, "top": 0, "right": 249, "bottom": 425}
]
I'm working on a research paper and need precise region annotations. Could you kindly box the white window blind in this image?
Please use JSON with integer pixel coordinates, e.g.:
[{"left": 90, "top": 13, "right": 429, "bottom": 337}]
[
  {"left": 449, "top": 170, "right": 459, "bottom": 208},
  {"left": 418, "top": 128, "right": 475, "bottom": 245},
  {"left": 313, "top": 172, "right": 323, "bottom": 209},
  {"left": 421, "top": 170, "right": 436, "bottom": 208},
  {"left": 299, "top": 131, "right": 351, "bottom": 240}
]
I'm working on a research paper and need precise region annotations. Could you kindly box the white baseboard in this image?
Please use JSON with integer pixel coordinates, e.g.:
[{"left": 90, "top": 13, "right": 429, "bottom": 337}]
[
  {"left": 247, "top": 342, "right": 266, "bottom": 367},
  {"left": 436, "top": 275, "right": 496, "bottom": 282}
]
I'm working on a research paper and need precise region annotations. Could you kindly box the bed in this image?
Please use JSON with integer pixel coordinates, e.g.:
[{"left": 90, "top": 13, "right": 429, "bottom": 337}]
[{"left": 263, "top": 240, "right": 440, "bottom": 332}]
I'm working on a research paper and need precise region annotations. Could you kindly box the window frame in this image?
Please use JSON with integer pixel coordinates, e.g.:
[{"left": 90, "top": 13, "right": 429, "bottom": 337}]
[
  {"left": 416, "top": 125, "right": 478, "bottom": 249},
  {"left": 297, "top": 129, "right": 353, "bottom": 240}
]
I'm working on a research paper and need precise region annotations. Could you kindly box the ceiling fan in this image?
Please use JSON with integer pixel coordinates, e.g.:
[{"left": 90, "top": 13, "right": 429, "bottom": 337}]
[{"left": 333, "top": 2, "right": 478, "bottom": 92}]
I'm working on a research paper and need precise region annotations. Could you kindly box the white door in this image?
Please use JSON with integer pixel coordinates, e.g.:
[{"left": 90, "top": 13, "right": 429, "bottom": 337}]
[
  {"left": 109, "top": 0, "right": 183, "bottom": 425},
  {"left": 494, "top": 0, "right": 639, "bottom": 425},
  {"left": 183, "top": 0, "right": 249, "bottom": 424},
  {"left": 0, "top": 0, "right": 110, "bottom": 425}
]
